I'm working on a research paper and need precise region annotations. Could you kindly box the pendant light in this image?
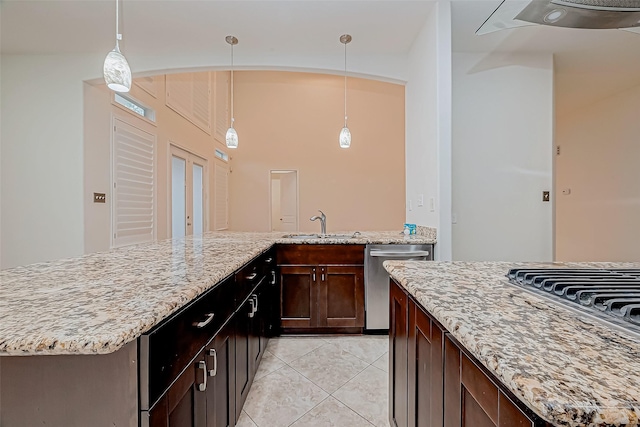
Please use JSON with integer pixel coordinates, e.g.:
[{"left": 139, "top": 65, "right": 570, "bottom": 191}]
[
  {"left": 339, "top": 34, "right": 352, "bottom": 149},
  {"left": 103, "top": 0, "right": 131, "bottom": 92},
  {"left": 225, "top": 35, "right": 239, "bottom": 149}
]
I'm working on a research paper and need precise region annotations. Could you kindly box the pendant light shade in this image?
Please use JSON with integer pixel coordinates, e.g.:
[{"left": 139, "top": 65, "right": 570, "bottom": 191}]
[
  {"left": 226, "top": 35, "right": 239, "bottom": 149},
  {"left": 339, "top": 34, "right": 352, "bottom": 149},
  {"left": 339, "top": 127, "right": 351, "bottom": 148},
  {"left": 103, "top": 0, "right": 131, "bottom": 93}
]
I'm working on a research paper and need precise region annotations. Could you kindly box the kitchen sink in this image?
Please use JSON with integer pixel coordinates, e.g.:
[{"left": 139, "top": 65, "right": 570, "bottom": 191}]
[{"left": 282, "top": 233, "right": 359, "bottom": 240}]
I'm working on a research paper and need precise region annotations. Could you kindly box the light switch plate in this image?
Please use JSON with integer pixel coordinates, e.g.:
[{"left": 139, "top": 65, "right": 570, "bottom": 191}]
[{"left": 542, "top": 191, "right": 550, "bottom": 202}]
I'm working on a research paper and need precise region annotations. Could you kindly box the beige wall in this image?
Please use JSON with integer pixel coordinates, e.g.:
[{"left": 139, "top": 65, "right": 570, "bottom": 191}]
[
  {"left": 84, "top": 73, "right": 230, "bottom": 253},
  {"left": 229, "top": 71, "right": 405, "bottom": 233},
  {"left": 555, "top": 84, "right": 640, "bottom": 261}
]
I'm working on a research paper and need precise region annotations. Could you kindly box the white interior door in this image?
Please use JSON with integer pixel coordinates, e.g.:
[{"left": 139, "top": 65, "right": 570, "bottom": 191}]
[
  {"left": 171, "top": 145, "right": 208, "bottom": 238},
  {"left": 270, "top": 170, "right": 298, "bottom": 232}
]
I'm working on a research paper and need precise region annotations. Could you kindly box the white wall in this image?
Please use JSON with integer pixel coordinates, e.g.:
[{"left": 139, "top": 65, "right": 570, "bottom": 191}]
[
  {"left": 405, "top": 3, "right": 452, "bottom": 261},
  {"left": 1, "top": 54, "right": 103, "bottom": 268},
  {"left": 452, "top": 53, "right": 554, "bottom": 261},
  {"left": 555, "top": 84, "right": 640, "bottom": 261}
]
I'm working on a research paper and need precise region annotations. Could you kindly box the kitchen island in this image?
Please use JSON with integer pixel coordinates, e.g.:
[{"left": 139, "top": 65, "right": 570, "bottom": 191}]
[
  {"left": 384, "top": 261, "right": 640, "bottom": 427},
  {"left": 0, "top": 230, "right": 435, "bottom": 426}
]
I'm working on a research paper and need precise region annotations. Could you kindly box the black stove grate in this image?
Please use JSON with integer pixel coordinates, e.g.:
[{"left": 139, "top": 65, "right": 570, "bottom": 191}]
[{"left": 508, "top": 268, "right": 640, "bottom": 327}]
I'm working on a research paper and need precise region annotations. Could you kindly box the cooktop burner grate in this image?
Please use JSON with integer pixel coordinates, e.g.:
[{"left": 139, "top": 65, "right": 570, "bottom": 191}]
[{"left": 507, "top": 268, "right": 640, "bottom": 328}]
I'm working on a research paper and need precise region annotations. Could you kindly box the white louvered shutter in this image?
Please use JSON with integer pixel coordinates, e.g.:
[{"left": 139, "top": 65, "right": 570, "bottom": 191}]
[
  {"left": 214, "top": 162, "right": 229, "bottom": 230},
  {"left": 214, "top": 72, "right": 230, "bottom": 144},
  {"left": 166, "top": 72, "right": 211, "bottom": 134},
  {"left": 112, "top": 118, "right": 156, "bottom": 247},
  {"left": 192, "top": 72, "right": 211, "bottom": 133}
]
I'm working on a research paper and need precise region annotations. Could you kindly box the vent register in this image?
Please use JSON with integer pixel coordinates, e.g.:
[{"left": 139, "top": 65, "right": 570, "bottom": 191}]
[{"left": 508, "top": 268, "right": 640, "bottom": 333}]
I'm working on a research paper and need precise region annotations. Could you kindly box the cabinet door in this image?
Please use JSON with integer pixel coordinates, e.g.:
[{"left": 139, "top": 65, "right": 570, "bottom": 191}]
[
  {"left": 280, "top": 265, "right": 317, "bottom": 329},
  {"left": 206, "top": 321, "right": 235, "bottom": 427},
  {"left": 148, "top": 350, "right": 208, "bottom": 427},
  {"left": 389, "top": 279, "right": 409, "bottom": 427},
  {"left": 444, "top": 335, "right": 534, "bottom": 427},
  {"left": 408, "top": 299, "right": 444, "bottom": 427},
  {"left": 234, "top": 296, "right": 254, "bottom": 420},
  {"left": 318, "top": 265, "right": 364, "bottom": 328}
]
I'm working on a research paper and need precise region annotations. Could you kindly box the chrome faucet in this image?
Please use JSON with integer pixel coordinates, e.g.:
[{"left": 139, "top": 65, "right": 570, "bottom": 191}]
[{"left": 310, "top": 210, "right": 327, "bottom": 236}]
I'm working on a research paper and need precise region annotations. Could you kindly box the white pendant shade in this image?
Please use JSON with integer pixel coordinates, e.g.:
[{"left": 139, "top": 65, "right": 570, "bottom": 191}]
[
  {"left": 339, "top": 126, "right": 351, "bottom": 148},
  {"left": 226, "top": 126, "right": 238, "bottom": 149},
  {"left": 103, "top": 44, "right": 131, "bottom": 93}
]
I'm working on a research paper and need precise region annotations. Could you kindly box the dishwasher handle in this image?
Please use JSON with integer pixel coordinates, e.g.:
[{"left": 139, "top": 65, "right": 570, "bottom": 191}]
[{"left": 369, "top": 250, "right": 430, "bottom": 258}]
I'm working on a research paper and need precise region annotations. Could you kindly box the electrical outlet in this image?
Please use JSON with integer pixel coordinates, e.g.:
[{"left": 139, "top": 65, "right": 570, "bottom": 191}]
[
  {"left": 408, "top": 200, "right": 413, "bottom": 211},
  {"left": 417, "top": 194, "right": 424, "bottom": 207},
  {"left": 93, "top": 193, "right": 106, "bottom": 203},
  {"left": 542, "top": 191, "right": 550, "bottom": 202}
]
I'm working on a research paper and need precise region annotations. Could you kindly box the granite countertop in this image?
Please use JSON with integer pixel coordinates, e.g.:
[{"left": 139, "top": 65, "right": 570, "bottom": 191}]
[
  {"left": 0, "top": 230, "right": 435, "bottom": 356},
  {"left": 384, "top": 261, "right": 640, "bottom": 427}
]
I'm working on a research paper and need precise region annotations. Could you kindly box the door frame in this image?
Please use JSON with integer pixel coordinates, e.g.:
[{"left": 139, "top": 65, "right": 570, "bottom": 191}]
[
  {"left": 168, "top": 142, "right": 209, "bottom": 238},
  {"left": 269, "top": 169, "right": 300, "bottom": 233}
]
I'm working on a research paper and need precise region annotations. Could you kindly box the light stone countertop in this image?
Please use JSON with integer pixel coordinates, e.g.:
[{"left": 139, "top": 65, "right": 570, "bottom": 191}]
[
  {"left": 384, "top": 260, "right": 640, "bottom": 427},
  {"left": 0, "top": 230, "right": 435, "bottom": 356}
]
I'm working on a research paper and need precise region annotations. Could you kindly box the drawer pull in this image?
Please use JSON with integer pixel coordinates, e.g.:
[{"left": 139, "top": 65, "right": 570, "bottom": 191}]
[
  {"left": 246, "top": 273, "right": 258, "bottom": 281},
  {"left": 312, "top": 268, "right": 316, "bottom": 282},
  {"left": 193, "top": 313, "right": 215, "bottom": 328},
  {"left": 265, "top": 257, "right": 273, "bottom": 264},
  {"left": 249, "top": 297, "right": 256, "bottom": 318},
  {"left": 197, "top": 360, "right": 207, "bottom": 392},
  {"left": 253, "top": 294, "right": 259, "bottom": 312},
  {"left": 208, "top": 349, "right": 217, "bottom": 377}
]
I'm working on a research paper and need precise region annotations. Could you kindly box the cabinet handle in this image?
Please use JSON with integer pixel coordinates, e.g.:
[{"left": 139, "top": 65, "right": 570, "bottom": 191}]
[
  {"left": 321, "top": 273, "right": 325, "bottom": 281},
  {"left": 246, "top": 272, "right": 258, "bottom": 281},
  {"left": 208, "top": 349, "right": 217, "bottom": 377},
  {"left": 254, "top": 294, "right": 259, "bottom": 312},
  {"left": 249, "top": 296, "right": 256, "bottom": 318},
  {"left": 312, "top": 268, "right": 316, "bottom": 282},
  {"left": 265, "top": 257, "right": 273, "bottom": 264},
  {"left": 193, "top": 313, "right": 215, "bottom": 328},
  {"left": 271, "top": 271, "right": 276, "bottom": 285},
  {"left": 197, "top": 360, "right": 207, "bottom": 392}
]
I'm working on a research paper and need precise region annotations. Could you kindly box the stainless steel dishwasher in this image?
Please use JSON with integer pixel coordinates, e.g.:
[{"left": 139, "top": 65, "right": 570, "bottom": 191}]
[{"left": 365, "top": 244, "right": 433, "bottom": 331}]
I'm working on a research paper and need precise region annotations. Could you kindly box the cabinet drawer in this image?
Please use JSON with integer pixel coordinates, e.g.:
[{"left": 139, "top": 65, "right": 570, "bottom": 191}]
[
  {"left": 236, "top": 250, "right": 275, "bottom": 304},
  {"left": 141, "top": 276, "right": 235, "bottom": 409},
  {"left": 277, "top": 244, "right": 365, "bottom": 265}
]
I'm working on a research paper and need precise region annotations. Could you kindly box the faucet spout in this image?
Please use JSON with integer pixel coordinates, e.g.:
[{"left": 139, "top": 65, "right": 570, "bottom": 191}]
[{"left": 309, "top": 210, "right": 327, "bottom": 235}]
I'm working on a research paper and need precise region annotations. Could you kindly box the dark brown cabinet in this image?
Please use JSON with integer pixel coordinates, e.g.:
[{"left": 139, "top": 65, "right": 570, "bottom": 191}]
[
  {"left": 389, "top": 278, "right": 550, "bottom": 427},
  {"left": 444, "top": 335, "right": 537, "bottom": 427},
  {"left": 277, "top": 244, "right": 365, "bottom": 333},
  {"left": 389, "top": 277, "right": 409, "bottom": 427},
  {"left": 147, "top": 349, "right": 207, "bottom": 427},
  {"left": 142, "top": 250, "right": 277, "bottom": 427},
  {"left": 205, "top": 320, "right": 235, "bottom": 427},
  {"left": 408, "top": 288, "right": 445, "bottom": 427}
]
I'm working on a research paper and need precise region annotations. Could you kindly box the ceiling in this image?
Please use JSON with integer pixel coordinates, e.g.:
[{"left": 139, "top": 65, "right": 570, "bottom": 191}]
[{"left": 2, "top": 0, "right": 639, "bottom": 115}]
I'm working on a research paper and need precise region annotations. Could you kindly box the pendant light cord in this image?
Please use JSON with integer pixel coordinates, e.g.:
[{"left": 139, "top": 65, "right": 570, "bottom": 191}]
[
  {"left": 344, "top": 41, "right": 347, "bottom": 127},
  {"left": 115, "top": 0, "right": 121, "bottom": 45}
]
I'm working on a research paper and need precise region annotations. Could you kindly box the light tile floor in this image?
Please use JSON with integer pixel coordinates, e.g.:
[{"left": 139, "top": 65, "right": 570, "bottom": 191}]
[{"left": 238, "top": 335, "right": 389, "bottom": 427}]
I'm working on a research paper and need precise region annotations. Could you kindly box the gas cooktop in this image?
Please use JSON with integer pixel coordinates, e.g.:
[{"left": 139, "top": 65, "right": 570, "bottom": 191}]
[{"left": 507, "top": 268, "right": 640, "bottom": 333}]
